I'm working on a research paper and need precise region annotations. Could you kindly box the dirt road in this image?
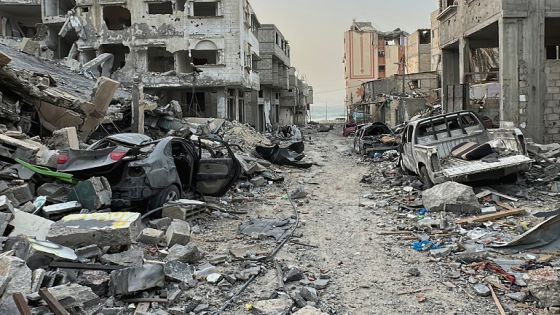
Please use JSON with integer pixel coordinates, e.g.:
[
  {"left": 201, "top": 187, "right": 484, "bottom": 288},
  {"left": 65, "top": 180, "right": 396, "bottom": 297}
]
[{"left": 270, "top": 129, "right": 495, "bottom": 314}]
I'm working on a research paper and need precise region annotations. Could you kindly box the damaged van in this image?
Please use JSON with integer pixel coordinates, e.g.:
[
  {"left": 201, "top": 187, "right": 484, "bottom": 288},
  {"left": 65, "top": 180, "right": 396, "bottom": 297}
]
[
  {"left": 57, "top": 133, "right": 241, "bottom": 209},
  {"left": 399, "top": 111, "right": 532, "bottom": 187},
  {"left": 353, "top": 122, "right": 400, "bottom": 156}
]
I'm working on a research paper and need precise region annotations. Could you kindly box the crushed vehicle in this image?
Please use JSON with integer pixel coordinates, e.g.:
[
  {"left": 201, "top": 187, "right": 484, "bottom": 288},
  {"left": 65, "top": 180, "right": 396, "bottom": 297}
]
[
  {"left": 353, "top": 122, "right": 400, "bottom": 156},
  {"left": 256, "top": 142, "right": 313, "bottom": 169},
  {"left": 399, "top": 111, "right": 533, "bottom": 187},
  {"left": 57, "top": 133, "right": 241, "bottom": 209}
]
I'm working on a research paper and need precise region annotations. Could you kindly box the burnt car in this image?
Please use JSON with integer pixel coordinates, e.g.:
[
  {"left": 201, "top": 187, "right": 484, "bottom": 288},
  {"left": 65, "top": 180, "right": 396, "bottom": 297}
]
[
  {"left": 57, "top": 133, "right": 241, "bottom": 209},
  {"left": 353, "top": 122, "right": 400, "bottom": 156}
]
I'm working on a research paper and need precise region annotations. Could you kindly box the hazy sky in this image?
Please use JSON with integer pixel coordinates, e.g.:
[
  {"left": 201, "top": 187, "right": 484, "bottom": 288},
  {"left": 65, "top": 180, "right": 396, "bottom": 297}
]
[{"left": 250, "top": 0, "right": 438, "bottom": 116}]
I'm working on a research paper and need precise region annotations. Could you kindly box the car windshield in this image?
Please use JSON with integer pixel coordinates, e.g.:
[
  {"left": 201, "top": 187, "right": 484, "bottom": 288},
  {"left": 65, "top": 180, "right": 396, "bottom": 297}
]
[{"left": 416, "top": 113, "right": 483, "bottom": 145}]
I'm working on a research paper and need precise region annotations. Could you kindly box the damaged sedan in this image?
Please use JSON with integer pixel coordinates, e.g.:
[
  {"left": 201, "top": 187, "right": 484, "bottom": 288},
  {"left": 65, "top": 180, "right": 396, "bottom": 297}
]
[
  {"left": 57, "top": 133, "right": 241, "bottom": 209},
  {"left": 353, "top": 122, "right": 400, "bottom": 156}
]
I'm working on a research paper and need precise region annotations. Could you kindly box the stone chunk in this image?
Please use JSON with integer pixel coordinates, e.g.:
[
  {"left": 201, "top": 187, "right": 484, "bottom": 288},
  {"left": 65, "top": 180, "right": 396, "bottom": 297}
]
[
  {"left": 19, "top": 38, "right": 40, "bottom": 56},
  {"left": 15, "top": 238, "right": 77, "bottom": 270},
  {"left": 473, "top": 283, "right": 491, "bottom": 297},
  {"left": 77, "top": 270, "right": 110, "bottom": 297},
  {"left": 165, "top": 244, "right": 202, "bottom": 264},
  {"left": 165, "top": 220, "right": 191, "bottom": 246},
  {"left": 0, "top": 212, "right": 13, "bottom": 236},
  {"left": 506, "top": 291, "right": 528, "bottom": 303},
  {"left": 148, "top": 217, "right": 172, "bottom": 230},
  {"left": 27, "top": 283, "right": 100, "bottom": 310},
  {"left": 68, "top": 177, "right": 112, "bottom": 210},
  {"left": 0, "top": 50, "right": 11, "bottom": 66},
  {"left": 526, "top": 267, "right": 560, "bottom": 307},
  {"left": 252, "top": 298, "right": 293, "bottom": 315},
  {"left": 430, "top": 247, "right": 453, "bottom": 258},
  {"left": 0, "top": 195, "right": 15, "bottom": 214},
  {"left": 0, "top": 256, "right": 32, "bottom": 295},
  {"left": 75, "top": 245, "right": 102, "bottom": 259},
  {"left": 42, "top": 201, "right": 82, "bottom": 216},
  {"left": 47, "top": 212, "right": 142, "bottom": 248},
  {"left": 137, "top": 228, "right": 164, "bottom": 245},
  {"left": 284, "top": 267, "right": 304, "bottom": 283},
  {"left": 101, "top": 248, "right": 144, "bottom": 267},
  {"left": 110, "top": 264, "right": 165, "bottom": 295},
  {"left": 4, "top": 184, "right": 33, "bottom": 206},
  {"left": 49, "top": 127, "right": 79, "bottom": 150},
  {"left": 300, "top": 286, "right": 319, "bottom": 302},
  {"left": 422, "top": 182, "right": 480, "bottom": 214},
  {"left": 164, "top": 261, "right": 194, "bottom": 283},
  {"left": 9, "top": 210, "right": 54, "bottom": 240}
]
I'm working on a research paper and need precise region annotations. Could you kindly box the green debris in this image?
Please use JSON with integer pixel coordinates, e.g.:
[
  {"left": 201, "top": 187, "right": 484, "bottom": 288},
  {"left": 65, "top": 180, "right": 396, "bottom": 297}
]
[{"left": 15, "top": 159, "right": 75, "bottom": 184}]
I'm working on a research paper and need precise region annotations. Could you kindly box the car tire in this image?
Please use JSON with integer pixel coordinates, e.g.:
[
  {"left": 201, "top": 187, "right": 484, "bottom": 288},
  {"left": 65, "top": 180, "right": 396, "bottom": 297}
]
[
  {"left": 148, "top": 185, "right": 180, "bottom": 210},
  {"left": 419, "top": 166, "right": 434, "bottom": 189}
]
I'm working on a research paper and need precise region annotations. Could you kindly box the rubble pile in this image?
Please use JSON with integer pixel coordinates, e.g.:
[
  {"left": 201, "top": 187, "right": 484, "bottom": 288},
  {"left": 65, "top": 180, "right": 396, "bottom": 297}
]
[{"left": 359, "top": 156, "right": 560, "bottom": 314}]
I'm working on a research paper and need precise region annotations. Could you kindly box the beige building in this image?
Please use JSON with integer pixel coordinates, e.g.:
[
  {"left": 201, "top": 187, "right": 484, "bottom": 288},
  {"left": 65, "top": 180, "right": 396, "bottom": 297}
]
[
  {"left": 406, "top": 29, "right": 431, "bottom": 74},
  {"left": 344, "top": 21, "right": 407, "bottom": 110}
]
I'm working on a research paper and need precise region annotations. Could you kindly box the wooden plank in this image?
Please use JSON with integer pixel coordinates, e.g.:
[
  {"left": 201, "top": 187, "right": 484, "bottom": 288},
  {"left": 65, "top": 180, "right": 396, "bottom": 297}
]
[
  {"left": 489, "top": 285, "right": 507, "bottom": 315},
  {"left": 0, "top": 51, "right": 11, "bottom": 66},
  {"left": 39, "top": 288, "right": 70, "bottom": 315},
  {"left": 456, "top": 209, "right": 526, "bottom": 225},
  {"left": 12, "top": 293, "right": 32, "bottom": 315}
]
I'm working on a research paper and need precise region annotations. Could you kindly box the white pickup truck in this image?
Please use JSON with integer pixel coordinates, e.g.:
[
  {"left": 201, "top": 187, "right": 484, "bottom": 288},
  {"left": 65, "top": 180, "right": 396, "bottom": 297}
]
[{"left": 399, "top": 111, "right": 533, "bottom": 187}]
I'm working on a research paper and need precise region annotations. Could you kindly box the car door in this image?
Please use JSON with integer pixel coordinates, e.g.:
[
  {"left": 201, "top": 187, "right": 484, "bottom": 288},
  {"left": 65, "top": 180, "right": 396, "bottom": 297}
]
[
  {"left": 195, "top": 138, "right": 241, "bottom": 197},
  {"left": 401, "top": 125, "right": 415, "bottom": 171}
]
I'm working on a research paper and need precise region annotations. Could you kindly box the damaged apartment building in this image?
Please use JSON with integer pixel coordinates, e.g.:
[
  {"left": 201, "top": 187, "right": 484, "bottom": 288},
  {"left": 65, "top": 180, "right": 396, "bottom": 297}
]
[
  {"left": 343, "top": 21, "right": 408, "bottom": 113},
  {"left": 0, "top": 0, "right": 313, "bottom": 130},
  {"left": 434, "top": 0, "right": 560, "bottom": 143}
]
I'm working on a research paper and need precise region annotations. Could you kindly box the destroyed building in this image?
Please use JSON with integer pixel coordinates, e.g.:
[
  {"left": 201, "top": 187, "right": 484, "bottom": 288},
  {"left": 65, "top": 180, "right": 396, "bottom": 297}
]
[
  {"left": 0, "top": 0, "right": 313, "bottom": 129},
  {"left": 434, "top": 0, "right": 560, "bottom": 143},
  {"left": 344, "top": 21, "right": 408, "bottom": 108},
  {"left": 406, "top": 29, "right": 432, "bottom": 74}
]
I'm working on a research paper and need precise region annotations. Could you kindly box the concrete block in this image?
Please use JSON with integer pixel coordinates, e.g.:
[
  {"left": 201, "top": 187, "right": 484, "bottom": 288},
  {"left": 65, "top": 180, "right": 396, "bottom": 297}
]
[
  {"left": 75, "top": 245, "right": 102, "bottom": 259},
  {"left": 47, "top": 212, "right": 141, "bottom": 248},
  {"left": 110, "top": 264, "right": 164, "bottom": 295},
  {"left": 30, "top": 269, "right": 45, "bottom": 293},
  {"left": 27, "top": 283, "right": 100, "bottom": 310},
  {"left": 252, "top": 299, "right": 293, "bottom": 315},
  {"left": 4, "top": 184, "right": 34, "bottom": 206},
  {"left": 50, "top": 127, "right": 80, "bottom": 150},
  {"left": 526, "top": 267, "right": 560, "bottom": 307},
  {"left": 164, "top": 260, "right": 194, "bottom": 283},
  {"left": 9, "top": 210, "right": 54, "bottom": 241},
  {"left": 164, "top": 244, "right": 202, "bottom": 264},
  {"left": 15, "top": 238, "right": 77, "bottom": 270},
  {"left": 100, "top": 248, "right": 144, "bottom": 267},
  {"left": 42, "top": 201, "right": 82, "bottom": 217},
  {"left": 68, "top": 177, "right": 111, "bottom": 210},
  {"left": 0, "top": 256, "right": 32, "bottom": 295},
  {"left": 19, "top": 38, "right": 40, "bottom": 56},
  {"left": 77, "top": 270, "right": 110, "bottom": 297},
  {"left": 165, "top": 220, "right": 191, "bottom": 246},
  {"left": 148, "top": 217, "right": 172, "bottom": 230},
  {"left": 0, "top": 195, "right": 15, "bottom": 214},
  {"left": 0, "top": 50, "right": 11, "bottom": 66},
  {"left": 37, "top": 182, "right": 72, "bottom": 200},
  {"left": 0, "top": 212, "right": 14, "bottom": 236},
  {"left": 137, "top": 228, "right": 164, "bottom": 245}
]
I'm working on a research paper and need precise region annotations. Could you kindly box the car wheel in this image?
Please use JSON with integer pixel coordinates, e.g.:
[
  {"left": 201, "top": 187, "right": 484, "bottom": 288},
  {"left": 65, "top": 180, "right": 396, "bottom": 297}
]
[
  {"left": 148, "top": 185, "right": 180, "bottom": 210},
  {"left": 419, "top": 166, "right": 434, "bottom": 189}
]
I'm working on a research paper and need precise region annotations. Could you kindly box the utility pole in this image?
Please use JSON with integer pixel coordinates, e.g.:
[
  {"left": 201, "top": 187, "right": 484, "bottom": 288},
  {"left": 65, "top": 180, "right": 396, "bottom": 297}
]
[{"left": 325, "top": 99, "right": 328, "bottom": 121}]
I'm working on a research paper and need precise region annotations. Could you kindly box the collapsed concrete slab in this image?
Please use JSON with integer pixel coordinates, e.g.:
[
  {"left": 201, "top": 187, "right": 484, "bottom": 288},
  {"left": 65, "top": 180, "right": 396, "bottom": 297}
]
[
  {"left": 27, "top": 283, "right": 101, "bottom": 311},
  {"left": 47, "top": 212, "right": 142, "bottom": 248},
  {"left": 15, "top": 238, "right": 78, "bottom": 270},
  {"left": 9, "top": 210, "right": 54, "bottom": 240},
  {"left": 0, "top": 256, "right": 32, "bottom": 295},
  {"left": 526, "top": 267, "right": 560, "bottom": 308},
  {"left": 110, "top": 264, "right": 165, "bottom": 295},
  {"left": 422, "top": 181, "right": 481, "bottom": 214}
]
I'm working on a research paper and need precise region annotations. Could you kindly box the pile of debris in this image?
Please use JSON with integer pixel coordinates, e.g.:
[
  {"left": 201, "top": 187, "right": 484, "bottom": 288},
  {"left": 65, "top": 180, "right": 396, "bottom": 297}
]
[{"left": 360, "top": 158, "right": 560, "bottom": 314}]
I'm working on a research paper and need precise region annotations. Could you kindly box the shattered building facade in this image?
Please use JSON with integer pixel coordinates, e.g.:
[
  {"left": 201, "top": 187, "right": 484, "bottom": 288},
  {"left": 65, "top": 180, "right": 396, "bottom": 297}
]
[
  {"left": 436, "top": 0, "right": 560, "bottom": 143},
  {"left": 406, "top": 29, "right": 432, "bottom": 74},
  {"left": 344, "top": 21, "right": 408, "bottom": 108},
  {"left": 0, "top": 0, "right": 313, "bottom": 129}
]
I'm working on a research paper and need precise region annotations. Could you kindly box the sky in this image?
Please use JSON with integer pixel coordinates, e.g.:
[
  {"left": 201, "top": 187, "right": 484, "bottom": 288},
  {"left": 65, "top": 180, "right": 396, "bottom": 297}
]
[{"left": 249, "top": 0, "right": 438, "bottom": 119}]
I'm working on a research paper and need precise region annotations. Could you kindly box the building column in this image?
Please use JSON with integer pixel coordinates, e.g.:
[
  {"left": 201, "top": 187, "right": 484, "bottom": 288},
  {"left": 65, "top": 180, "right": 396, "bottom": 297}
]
[
  {"left": 459, "top": 37, "right": 470, "bottom": 85},
  {"left": 131, "top": 75, "right": 144, "bottom": 133},
  {"left": 499, "top": 18, "right": 521, "bottom": 130},
  {"left": 216, "top": 87, "right": 227, "bottom": 119},
  {"left": 441, "top": 48, "right": 460, "bottom": 112}
]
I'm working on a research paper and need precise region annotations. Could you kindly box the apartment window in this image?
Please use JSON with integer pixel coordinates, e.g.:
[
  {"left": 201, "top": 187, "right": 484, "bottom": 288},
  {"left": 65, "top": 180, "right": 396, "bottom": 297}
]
[
  {"left": 193, "top": 2, "right": 218, "bottom": 16},
  {"left": 192, "top": 50, "right": 217, "bottom": 65},
  {"left": 147, "top": 47, "right": 174, "bottom": 72},
  {"left": 275, "top": 93, "right": 280, "bottom": 100},
  {"left": 378, "top": 50, "right": 385, "bottom": 57},
  {"left": 103, "top": 6, "right": 131, "bottom": 30},
  {"left": 176, "top": 0, "right": 186, "bottom": 11},
  {"left": 99, "top": 44, "right": 130, "bottom": 73},
  {"left": 258, "top": 90, "right": 264, "bottom": 98},
  {"left": 409, "top": 80, "right": 420, "bottom": 89},
  {"left": 546, "top": 18, "right": 560, "bottom": 60},
  {"left": 148, "top": 2, "right": 173, "bottom": 14},
  {"left": 44, "top": 0, "right": 76, "bottom": 17}
]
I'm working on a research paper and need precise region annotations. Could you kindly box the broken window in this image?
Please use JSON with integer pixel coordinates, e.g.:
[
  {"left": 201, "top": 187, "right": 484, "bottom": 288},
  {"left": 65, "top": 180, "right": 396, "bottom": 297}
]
[
  {"left": 148, "top": 2, "right": 173, "bottom": 15},
  {"left": 238, "top": 91, "right": 245, "bottom": 123},
  {"left": 147, "top": 47, "right": 174, "bottom": 73},
  {"left": 176, "top": 0, "right": 187, "bottom": 11},
  {"left": 192, "top": 2, "right": 218, "bottom": 17},
  {"left": 192, "top": 40, "right": 219, "bottom": 65},
  {"left": 103, "top": 6, "right": 131, "bottom": 30},
  {"left": 175, "top": 50, "right": 193, "bottom": 74},
  {"left": 546, "top": 18, "right": 560, "bottom": 60},
  {"left": 44, "top": 0, "right": 76, "bottom": 17},
  {"left": 99, "top": 44, "right": 130, "bottom": 73},
  {"left": 258, "top": 90, "right": 264, "bottom": 98}
]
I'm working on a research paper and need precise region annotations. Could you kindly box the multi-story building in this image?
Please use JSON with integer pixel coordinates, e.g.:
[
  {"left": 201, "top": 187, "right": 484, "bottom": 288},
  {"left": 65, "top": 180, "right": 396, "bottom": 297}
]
[
  {"left": 0, "top": 0, "right": 313, "bottom": 128},
  {"left": 280, "top": 67, "right": 312, "bottom": 126},
  {"left": 250, "top": 24, "right": 290, "bottom": 131},
  {"left": 436, "top": 0, "right": 560, "bottom": 143},
  {"left": 344, "top": 20, "right": 407, "bottom": 111},
  {"left": 406, "top": 29, "right": 432, "bottom": 74}
]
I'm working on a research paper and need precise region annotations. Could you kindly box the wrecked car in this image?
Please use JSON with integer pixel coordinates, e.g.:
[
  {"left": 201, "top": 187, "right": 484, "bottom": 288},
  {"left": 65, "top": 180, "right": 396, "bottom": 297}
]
[
  {"left": 342, "top": 121, "right": 358, "bottom": 137},
  {"left": 57, "top": 133, "right": 241, "bottom": 209},
  {"left": 256, "top": 142, "right": 313, "bottom": 169},
  {"left": 353, "top": 122, "right": 400, "bottom": 156},
  {"left": 399, "top": 111, "right": 532, "bottom": 187}
]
